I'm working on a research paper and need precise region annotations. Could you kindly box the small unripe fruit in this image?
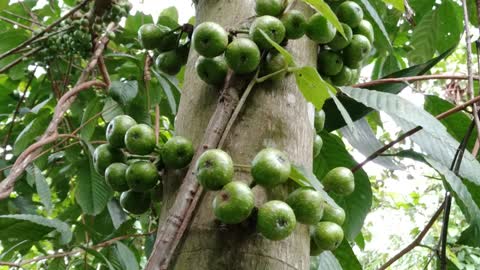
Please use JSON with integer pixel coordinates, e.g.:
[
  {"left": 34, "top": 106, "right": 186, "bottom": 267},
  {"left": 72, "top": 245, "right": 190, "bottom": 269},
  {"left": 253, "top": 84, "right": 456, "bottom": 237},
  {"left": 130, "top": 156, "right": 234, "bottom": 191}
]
[
  {"left": 306, "top": 13, "right": 336, "bottom": 44},
  {"left": 314, "top": 110, "right": 326, "bottom": 133},
  {"left": 120, "top": 190, "right": 151, "bottom": 215},
  {"left": 313, "top": 134, "right": 323, "bottom": 157},
  {"left": 138, "top": 24, "right": 168, "bottom": 50},
  {"left": 321, "top": 203, "right": 346, "bottom": 225},
  {"left": 124, "top": 124, "right": 156, "bottom": 155},
  {"left": 281, "top": 10, "right": 307, "bottom": 40},
  {"left": 331, "top": 66, "right": 353, "bottom": 86},
  {"left": 336, "top": 1, "right": 364, "bottom": 28},
  {"left": 327, "top": 23, "right": 353, "bottom": 51},
  {"left": 342, "top": 34, "right": 371, "bottom": 68},
  {"left": 251, "top": 148, "right": 291, "bottom": 188},
  {"left": 286, "top": 188, "right": 324, "bottom": 224},
  {"left": 105, "top": 163, "right": 129, "bottom": 192},
  {"left": 126, "top": 160, "right": 159, "bottom": 191},
  {"left": 257, "top": 200, "right": 296, "bottom": 240},
  {"left": 249, "top": 15, "right": 286, "bottom": 49},
  {"left": 156, "top": 50, "right": 183, "bottom": 75},
  {"left": 213, "top": 181, "right": 255, "bottom": 224},
  {"left": 192, "top": 22, "right": 229, "bottom": 57},
  {"left": 106, "top": 115, "right": 137, "bottom": 148},
  {"left": 262, "top": 51, "right": 287, "bottom": 81},
  {"left": 225, "top": 38, "right": 261, "bottom": 74},
  {"left": 196, "top": 149, "right": 234, "bottom": 190},
  {"left": 317, "top": 50, "right": 343, "bottom": 76},
  {"left": 254, "top": 0, "right": 287, "bottom": 16},
  {"left": 322, "top": 167, "right": 355, "bottom": 196},
  {"left": 313, "top": 221, "right": 344, "bottom": 251},
  {"left": 354, "top": 20, "right": 374, "bottom": 43},
  {"left": 195, "top": 56, "right": 228, "bottom": 85},
  {"left": 93, "top": 144, "right": 125, "bottom": 176},
  {"left": 161, "top": 136, "right": 194, "bottom": 169}
]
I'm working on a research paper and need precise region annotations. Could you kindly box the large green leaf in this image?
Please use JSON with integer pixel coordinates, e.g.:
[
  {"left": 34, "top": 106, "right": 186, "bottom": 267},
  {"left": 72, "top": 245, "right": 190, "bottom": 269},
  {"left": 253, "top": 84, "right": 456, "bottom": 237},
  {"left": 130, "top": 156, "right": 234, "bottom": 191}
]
[
  {"left": 382, "top": 0, "right": 404, "bottom": 11},
  {"left": 314, "top": 131, "right": 372, "bottom": 240},
  {"left": 314, "top": 251, "right": 342, "bottom": 270},
  {"left": 323, "top": 46, "right": 455, "bottom": 131},
  {"left": 26, "top": 165, "right": 52, "bottom": 214},
  {"left": 302, "top": 0, "right": 345, "bottom": 37},
  {"left": 293, "top": 67, "right": 333, "bottom": 109},
  {"left": 407, "top": 9, "right": 435, "bottom": 64},
  {"left": 0, "top": 0, "right": 8, "bottom": 11},
  {"left": 333, "top": 240, "right": 363, "bottom": 270},
  {"left": 0, "top": 214, "right": 72, "bottom": 244},
  {"left": 151, "top": 69, "right": 181, "bottom": 116},
  {"left": 114, "top": 242, "right": 139, "bottom": 270},
  {"left": 80, "top": 97, "right": 104, "bottom": 141},
  {"left": 109, "top": 81, "right": 139, "bottom": 107},
  {"left": 13, "top": 110, "right": 51, "bottom": 155}
]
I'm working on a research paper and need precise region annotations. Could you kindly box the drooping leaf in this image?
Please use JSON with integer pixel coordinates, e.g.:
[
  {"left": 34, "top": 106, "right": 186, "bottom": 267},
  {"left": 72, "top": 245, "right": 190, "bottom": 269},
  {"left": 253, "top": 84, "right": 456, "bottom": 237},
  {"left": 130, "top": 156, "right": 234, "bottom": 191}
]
[
  {"left": 333, "top": 240, "right": 363, "bottom": 270},
  {"left": 259, "top": 29, "right": 295, "bottom": 65},
  {"left": 26, "top": 165, "right": 52, "bottom": 214},
  {"left": 80, "top": 97, "right": 104, "bottom": 141},
  {"left": 315, "top": 251, "right": 343, "bottom": 270},
  {"left": 151, "top": 69, "right": 181, "bottom": 116},
  {"left": 302, "top": 0, "right": 346, "bottom": 37},
  {"left": 107, "top": 199, "right": 127, "bottom": 229},
  {"left": 115, "top": 242, "right": 139, "bottom": 270},
  {"left": 293, "top": 67, "right": 333, "bottom": 109},
  {"left": 327, "top": 88, "right": 353, "bottom": 130},
  {"left": 108, "top": 80, "right": 139, "bottom": 107},
  {"left": 0, "top": 214, "right": 72, "bottom": 244}
]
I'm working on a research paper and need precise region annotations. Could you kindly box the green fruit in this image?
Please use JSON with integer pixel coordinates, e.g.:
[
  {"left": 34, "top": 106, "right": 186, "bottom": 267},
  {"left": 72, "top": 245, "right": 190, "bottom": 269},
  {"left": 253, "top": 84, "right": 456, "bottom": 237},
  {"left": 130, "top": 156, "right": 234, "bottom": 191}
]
[
  {"left": 255, "top": 0, "right": 287, "bottom": 16},
  {"left": 306, "top": 13, "right": 336, "bottom": 44},
  {"left": 251, "top": 148, "right": 291, "bottom": 188},
  {"left": 317, "top": 50, "right": 343, "bottom": 76},
  {"left": 342, "top": 34, "right": 371, "bottom": 67},
  {"left": 138, "top": 24, "right": 168, "bottom": 50},
  {"left": 313, "top": 221, "right": 344, "bottom": 251},
  {"left": 322, "top": 167, "right": 355, "bottom": 196},
  {"left": 192, "top": 22, "right": 229, "bottom": 57},
  {"left": 313, "top": 134, "right": 323, "bottom": 157},
  {"left": 286, "top": 188, "right": 324, "bottom": 224},
  {"left": 105, "top": 163, "right": 129, "bottom": 192},
  {"left": 156, "top": 50, "right": 183, "bottom": 75},
  {"left": 126, "top": 160, "right": 159, "bottom": 191},
  {"left": 195, "top": 56, "right": 228, "bottom": 85},
  {"left": 249, "top": 15, "right": 286, "bottom": 49},
  {"left": 196, "top": 149, "right": 234, "bottom": 190},
  {"left": 281, "top": 10, "right": 307, "bottom": 40},
  {"left": 175, "top": 44, "right": 190, "bottom": 65},
  {"left": 314, "top": 110, "right": 326, "bottom": 133},
  {"left": 327, "top": 23, "right": 352, "bottom": 51},
  {"left": 213, "top": 181, "right": 255, "bottom": 224},
  {"left": 157, "top": 28, "right": 180, "bottom": 52},
  {"left": 225, "top": 38, "right": 261, "bottom": 74},
  {"left": 93, "top": 144, "right": 124, "bottom": 176},
  {"left": 257, "top": 200, "right": 296, "bottom": 241},
  {"left": 336, "top": 1, "right": 363, "bottom": 28},
  {"left": 310, "top": 233, "right": 323, "bottom": 256},
  {"left": 120, "top": 190, "right": 151, "bottom": 215},
  {"left": 262, "top": 51, "right": 287, "bottom": 81},
  {"left": 158, "top": 15, "right": 180, "bottom": 29},
  {"left": 321, "top": 203, "right": 346, "bottom": 225},
  {"left": 330, "top": 66, "right": 352, "bottom": 86},
  {"left": 354, "top": 19, "right": 374, "bottom": 43},
  {"left": 124, "top": 124, "right": 156, "bottom": 155},
  {"left": 106, "top": 115, "right": 137, "bottom": 148},
  {"left": 161, "top": 136, "right": 194, "bottom": 169}
]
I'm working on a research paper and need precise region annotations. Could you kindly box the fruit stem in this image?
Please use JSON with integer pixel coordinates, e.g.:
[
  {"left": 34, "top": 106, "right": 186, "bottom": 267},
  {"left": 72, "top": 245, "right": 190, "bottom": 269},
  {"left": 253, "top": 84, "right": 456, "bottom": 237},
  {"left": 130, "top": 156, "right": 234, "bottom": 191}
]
[
  {"left": 256, "top": 67, "right": 289, "bottom": 83},
  {"left": 249, "top": 180, "right": 257, "bottom": 189}
]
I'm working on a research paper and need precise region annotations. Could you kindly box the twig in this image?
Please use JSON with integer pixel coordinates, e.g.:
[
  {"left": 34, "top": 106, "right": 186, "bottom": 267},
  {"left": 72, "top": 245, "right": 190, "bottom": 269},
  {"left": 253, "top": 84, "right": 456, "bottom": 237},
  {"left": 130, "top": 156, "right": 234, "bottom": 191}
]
[
  {"left": 378, "top": 200, "right": 445, "bottom": 270},
  {"left": 2, "top": 10, "right": 45, "bottom": 26},
  {"left": 98, "top": 55, "right": 111, "bottom": 88},
  {"left": 0, "top": 231, "right": 154, "bottom": 267},
  {"left": 0, "top": 15, "right": 34, "bottom": 31},
  {"left": 351, "top": 94, "right": 480, "bottom": 172},
  {"left": 0, "top": 0, "right": 90, "bottom": 61},
  {"left": 0, "top": 47, "right": 41, "bottom": 74},
  {"left": 352, "top": 74, "right": 480, "bottom": 89},
  {"left": 144, "top": 53, "right": 152, "bottom": 110},
  {"left": 155, "top": 105, "right": 160, "bottom": 144}
]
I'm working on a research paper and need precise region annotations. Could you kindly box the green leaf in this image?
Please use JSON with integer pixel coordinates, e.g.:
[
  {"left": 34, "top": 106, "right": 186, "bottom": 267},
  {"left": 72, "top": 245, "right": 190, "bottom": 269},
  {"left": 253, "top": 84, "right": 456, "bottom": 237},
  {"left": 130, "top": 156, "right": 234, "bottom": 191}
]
[
  {"left": 323, "top": 46, "right": 456, "bottom": 131},
  {"left": 26, "top": 165, "right": 52, "bottom": 214},
  {"left": 333, "top": 240, "right": 362, "bottom": 270},
  {"left": 80, "top": 97, "right": 104, "bottom": 141},
  {"left": 13, "top": 110, "right": 51, "bottom": 155},
  {"left": 0, "top": 0, "right": 8, "bottom": 11},
  {"left": 123, "top": 11, "right": 154, "bottom": 40},
  {"left": 115, "top": 242, "right": 139, "bottom": 270},
  {"left": 327, "top": 88, "right": 353, "bottom": 130},
  {"left": 434, "top": 0, "right": 463, "bottom": 54},
  {"left": 258, "top": 29, "right": 295, "bottom": 65},
  {"left": 293, "top": 66, "right": 332, "bottom": 109},
  {"left": 0, "top": 214, "right": 72, "bottom": 244},
  {"left": 75, "top": 158, "right": 113, "bottom": 216},
  {"left": 357, "top": 0, "right": 393, "bottom": 52},
  {"left": 107, "top": 199, "right": 127, "bottom": 229},
  {"left": 407, "top": 10, "right": 436, "bottom": 64},
  {"left": 382, "top": 0, "right": 404, "bottom": 11},
  {"left": 302, "top": 0, "right": 346, "bottom": 37},
  {"left": 151, "top": 69, "right": 181, "bottom": 116},
  {"left": 82, "top": 247, "right": 116, "bottom": 270},
  {"left": 158, "top": 6, "right": 180, "bottom": 29},
  {"left": 315, "top": 251, "right": 342, "bottom": 269},
  {"left": 314, "top": 132, "right": 372, "bottom": 240},
  {"left": 102, "top": 98, "right": 124, "bottom": 123},
  {"left": 109, "top": 81, "right": 139, "bottom": 107}
]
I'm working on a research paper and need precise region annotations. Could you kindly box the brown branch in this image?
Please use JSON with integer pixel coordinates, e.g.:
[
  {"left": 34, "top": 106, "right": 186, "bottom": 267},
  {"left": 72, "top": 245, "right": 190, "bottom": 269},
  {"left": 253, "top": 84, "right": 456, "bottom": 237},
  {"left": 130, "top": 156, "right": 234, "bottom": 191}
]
[
  {"left": 352, "top": 74, "right": 480, "bottom": 89},
  {"left": 0, "top": 231, "right": 154, "bottom": 267},
  {"left": 0, "top": 47, "right": 41, "bottom": 74},
  {"left": 145, "top": 71, "right": 247, "bottom": 270},
  {"left": 351, "top": 94, "right": 480, "bottom": 172},
  {"left": 98, "top": 55, "right": 111, "bottom": 88},
  {"left": 378, "top": 200, "right": 445, "bottom": 270},
  {"left": 1, "top": 10, "right": 45, "bottom": 26},
  {"left": 0, "top": 0, "right": 90, "bottom": 61},
  {"left": 155, "top": 105, "right": 160, "bottom": 144},
  {"left": 0, "top": 14, "right": 34, "bottom": 31}
]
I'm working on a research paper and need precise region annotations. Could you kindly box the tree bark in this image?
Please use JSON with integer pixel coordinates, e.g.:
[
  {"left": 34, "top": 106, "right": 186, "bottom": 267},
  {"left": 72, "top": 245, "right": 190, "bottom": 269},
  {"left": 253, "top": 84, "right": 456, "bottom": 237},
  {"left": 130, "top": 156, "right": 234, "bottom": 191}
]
[{"left": 165, "top": 1, "right": 316, "bottom": 269}]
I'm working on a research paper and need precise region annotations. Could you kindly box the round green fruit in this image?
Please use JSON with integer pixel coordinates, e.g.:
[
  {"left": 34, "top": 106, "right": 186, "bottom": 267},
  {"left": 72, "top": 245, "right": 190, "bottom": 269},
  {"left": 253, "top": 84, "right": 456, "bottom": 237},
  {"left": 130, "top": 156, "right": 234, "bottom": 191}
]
[
  {"left": 281, "top": 10, "right": 307, "bottom": 40},
  {"left": 138, "top": 24, "right": 169, "bottom": 50},
  {"left": 156, "top": 50, "right": 183, "bottom": 75},
  {"left": 342, "top": 34, "right": 371, "bottom": 66},
  {"left": 317, "top": 50, "right": 343, "bottom": 76},
  {"left": 255, "top": 0, "right": 287, "bottom": 16},
  {"left": 161, "top": 136, "right": 194, "bottom": 169},
  {"left": 251, "top": 148, "right": 291, "bottom": 188},
  {"left": 313, "top": 221, "right": 344, "bottom": 251},
  {"left": 249, "top": 15, "right": 286, "bottom": 49},
  {"left": 262, "top": 51, "right": 287, "bottom": 81},
  {"left": 313, "top": 134, "right": 323, "bottom": 158},
  {"left": 120, "top": 190, "right": 151, "bottom": 215},
  {"left": 105, "top": 163, "right": 129, "bottom": 192},
  {"left": 126, "top": 160, "right": 159, "bottom": 191},
  {"left": 327, "top": 23, "right": 352, "bottom": 51},
  {"left": 330, "top": 66, "right": 352, "bottom": 86},
  {"left": 257, "top": 200, "right": 296, "bottom": 241},
  {"left": 93, "top": 144, "right": 124, "bottom": 176},
  {"left": 192, "top": 22, "right": 229, "bottom": 57},
  {"left": 321, "top": 203, "right": 346, "bottom": 225},
  {"left": 306, "top": 13, "right": 336, "bottom": 44},
  {"left": 322, "top": 167, "right": 355, "bottom": 196},
  {"left": 336, "top": 1, "right": 364, "bottom": 28},
  {"left": 286, "top": 188, "right": 324, "bottom": 225},
  {"left": 195, "top": 56, "right": 228, "bottom": 85},
  {"left": 314, "top": 110, "right": 326, "bottom": 133},
  {"left": 106, "top": 115, "right": 137, "bottom": 148},
  {"left": 225, "top": 38, "right": 261, "bottom": 74},
  {"left": 213, "top": 181, "right": 255, "bottom": 224},
  {"left": 354, "top": 19, "right": 374, "bottom": 43},
  {"left": 196, "top": 149, "right": 234, "bottom": 190},
  {"left": 124, "top": 124, "right": 156, "bottom": 155}
]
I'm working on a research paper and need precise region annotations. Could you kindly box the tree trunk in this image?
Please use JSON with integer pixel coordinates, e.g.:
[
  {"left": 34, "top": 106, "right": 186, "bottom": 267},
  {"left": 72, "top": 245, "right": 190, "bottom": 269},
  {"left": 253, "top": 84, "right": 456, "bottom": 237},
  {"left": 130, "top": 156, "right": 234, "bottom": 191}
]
[{"left": 165, "top": 1, "right": 316, "bottom": 269}]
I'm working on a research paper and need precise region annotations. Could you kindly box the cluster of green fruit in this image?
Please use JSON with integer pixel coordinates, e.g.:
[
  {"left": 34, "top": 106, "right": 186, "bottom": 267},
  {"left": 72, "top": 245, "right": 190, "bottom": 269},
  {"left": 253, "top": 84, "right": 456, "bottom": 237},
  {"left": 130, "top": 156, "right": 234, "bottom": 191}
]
[
  {"left": 317, "top": 0, "right": 375, "bottom": 86},
  {"left": 195, "top": 144, "right": 354, "bottom": 254},
  {"left": 92, "top": 115, "right": 194, "bottom": 215},
  {"left": 35, "top": 1, "right": 131, "bottom": 62},
  {"left": 137, "top": 20, "right": 190, "bottom": 75}
]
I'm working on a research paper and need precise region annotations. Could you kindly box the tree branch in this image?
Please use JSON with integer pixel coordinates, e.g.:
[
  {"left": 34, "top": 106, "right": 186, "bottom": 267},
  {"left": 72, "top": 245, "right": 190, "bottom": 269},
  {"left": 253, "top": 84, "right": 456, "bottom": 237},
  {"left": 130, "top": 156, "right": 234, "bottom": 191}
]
[
  {"left": 1, "top": 10, "right": 45, "bottom": 26},
  {"left": 0, "top": 14, "right": 34, "bottom": 31},
  {"left": 378, "top": 200, "right": 445, "bottom": 270},
  {"left": 0, "top": 47, "right": 41, "bottom": 74},
  {"left": 351, "top": 74, "right": 479, "bottom": 89},
  {"left": 351, "top": 94, "right": 480, "bottom": 172}
]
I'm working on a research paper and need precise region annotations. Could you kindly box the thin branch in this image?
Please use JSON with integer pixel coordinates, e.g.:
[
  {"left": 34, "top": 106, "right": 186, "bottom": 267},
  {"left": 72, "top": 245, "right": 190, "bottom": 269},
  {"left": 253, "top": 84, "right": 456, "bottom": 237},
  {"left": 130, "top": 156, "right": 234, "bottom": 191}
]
[
  {"left": 1, "top": 10, "right": 45, "bottom": 26},
  {"left": 0, "top": 15, "right": 34, "bottom": 31},
  {"left": 352, "top": 74, "right": 480, "bottom": 89},
  {"left": 351, "top": 94, "right": 480, "bottom": 172},
  {"left": 0, "top": 0, "right": 90, "bottom": 61},
  {"left": 0, "top": 47, "right": 41, "bottom": 74},
  {"left": 98, "top": 55, "right": 111, "bottom": 88},
  {"left": 155, "top": 105, "right": 160, "bottom": 144},
  {"left": 378, "top": 200, "right": 445, "bottom": 270}
]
